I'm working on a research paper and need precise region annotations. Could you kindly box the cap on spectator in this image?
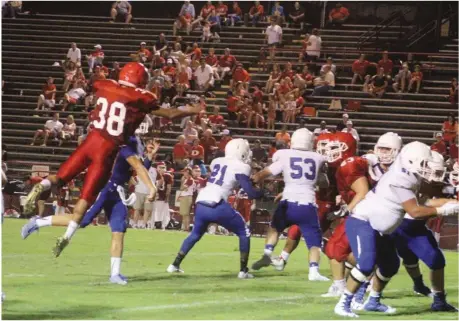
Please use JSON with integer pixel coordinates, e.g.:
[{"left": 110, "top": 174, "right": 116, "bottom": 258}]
[
  {"left": 167, "top": 58, "right": 173, "bottom": 64},
  {"left": 346, "top": 120, "right": 353, "bottom": 125},
  {"left": 436, "top": 132, "right": 443, "bottom": 137},
  {"left": 320, "top": 120, "right": 326, "bottom": 124},
  {"left": 222, "top": 129, "right": 230, "bottom": 135},
  {"left": 140, "top": 41, "right": 146, "bottom": 46},
  {"left": 343, "top": 113, "right": 349, "bottom": 118},
  {"left": 94, "top": 44, "right": 102, "bottom": 49}
]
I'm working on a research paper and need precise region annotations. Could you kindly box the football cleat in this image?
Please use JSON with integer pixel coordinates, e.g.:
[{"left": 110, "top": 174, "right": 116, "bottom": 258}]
[
  {"left": 52, "top": 236, "right": 69, "bottom": 258},
  {"left": 109, "top": 274, "right": 127, "bottom": 285},
  {"left": 334, "top": 293, "right": 358, "bottom": 318},
  {"left": 431, "top": 293, "right": 458, "bottom": 312},
  {"left": 237, "top": 271, "right": 254, "bottom": 279},
  {"left": 21, "top": 216, "right": 40, "bottom": 239},
  {"left": 308, "top": 272, "right": 330, "bottom": 282},
  {"left": 352, "top": 281, "right": 370, "bottom": 310},
  {"left": 23, "top": 184, "right": 44, "bottom": 215},
  {"left": 321, "top": 283, "right": 344, "bottom": 297},
  {"left": 270, "top": 256, "right": 286, "bottom": 271},
  {"left": 251, "top": 254, "right": 272, "bottom": 271},
  {"left": 413, "top": 283, "right": 433, "bottom": 297},
  {"left": 363, "top": 297, "right": 396, "bottom": 314},
  {"left": 166, "top": 264, "right": 184, "bottom": 273}
]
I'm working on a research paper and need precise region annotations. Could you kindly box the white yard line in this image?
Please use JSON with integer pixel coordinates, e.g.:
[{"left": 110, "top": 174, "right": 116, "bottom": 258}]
[{"left": 4, "top": 273, "right": 45, "bottom": 277}]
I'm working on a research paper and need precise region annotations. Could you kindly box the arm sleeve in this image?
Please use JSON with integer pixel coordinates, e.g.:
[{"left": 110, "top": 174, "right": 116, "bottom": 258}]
[
  {"left": 119, "top": 145, "right": 137, "bottom": 160},
  {"left": 268, "top": 161, "right": 283, "bottom": 176},
  {"left": 235, "top": 174, "right": 264, "bottom": 199}
]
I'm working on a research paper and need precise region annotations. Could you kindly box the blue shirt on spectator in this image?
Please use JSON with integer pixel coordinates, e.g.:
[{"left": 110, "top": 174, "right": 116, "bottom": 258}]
[
  {"left": 180, "top": 3, "right": 196, "bottom": 18},
  {"left": 271, "top": 5, "right": 284, "bottom": 16},
  {"left": 208, "top": 15, "right": 221, "bottom": 26}
]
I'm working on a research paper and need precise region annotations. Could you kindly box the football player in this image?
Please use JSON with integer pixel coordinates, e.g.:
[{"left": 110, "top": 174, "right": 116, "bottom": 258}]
[
  {"left": 167, "top": 139, "right": 264, "bottom": 278},
  {"left": 335, "top": 142, "right": 459, "bottom": 317},
  {"left": 21, "top": 137, "right": 159, "bottom": 284},
  {"left": 22, "top": 62, "right": 201, "bottom": 257},
  {"left": 250, "top": 128, "right": 329, "bottom": 281}
]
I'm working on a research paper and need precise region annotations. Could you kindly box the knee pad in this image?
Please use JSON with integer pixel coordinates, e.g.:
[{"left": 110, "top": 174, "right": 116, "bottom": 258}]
[
  {"left": 287, "top": 225, "right": 301, "bottom": 241},
  {"left": 345, "top": 261, "right": 354, "bottom": 270},
  {"left": 377, "top": 256, "right": 400, "bottom": 280},
  {"left": 350, "top": 267, "right": 369, "bottom": 283},
  {"left": 423, "top": 249, "right": 446, "bottom": 270}
]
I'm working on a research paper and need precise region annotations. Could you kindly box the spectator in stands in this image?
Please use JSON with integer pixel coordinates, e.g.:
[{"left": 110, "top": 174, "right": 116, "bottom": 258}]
[
  {"left": 183, "top": 120, "right": 198, "bottom": 145},
  {"left": 246, "top": 1, "right": 264, "bottom": 27},
  {"left": 314, "top": 121, "right": 329, "bottom": 137},
  {"left": 151, "top": 52, "right": 166, "bottom": 71},
  {"left": 108, "top": 62, "right": 120, "bottom": 81},
  {"left": 351, "top": 54, "right": 369, "bottom": 87},
  {"left": 378, "top": 50, "right": 393, "bottom": 82},
  {"left": 431, "top": 132, "right": 447, "bottom": 156},
  {"left": 190, "top": 1, "right": 214, "bottom": 32},
  {"left": 449, "top": 78, "right": 458, "bottom": 105},
  {"left": 442, "top": 114, "right": 457, "bottom": 143},
  {"left": 300, "top": 28, "right": 322, "bottom": 63},
  {"left": 404, "top": 53, "right": 421, "bottom": 72},
  {"left": 265, "top": 17, "right": 283, "bottom": 61},
  {"left": 208, "top": 106, "right": 226, "bottom": 132},
  {"left": 170, "top": 43, "right": 185, "bottom": 63},
  {"left": 362, "top": 61, "right": 378, "bottom": 92},
  {"left": 321, "top": 56, "right": 336, "bottom": 74},
  {"left": 217, "top": 48, "right": 237, "bottom": 80},
  {"left": 200, "top": 129, "right": 218, "bottom": 164},
  {"left": 231, "top": 63, "right": 250, "bottom": 91},
  {"left": 226, "top": 90, "right": 239, "bottom": 122},
  {"left": 288, "top": 2, "right": 305, "bottom": 29},
  {"left": 275, "top": 126, "right": 291, "bottom": 147},
  {"left": 328, "top": 3, "right": 349, "bottom": 25},
  {"left": 311, "top": 65, "right": 335, "bottom": 96},
  {"left": 264, "top": 64, "right": 280, "bottom": 94},
  {"left": 174, "top": 1, "right": 195, "bottom": 36},
  {"left": 162, "top": 58, "right": 177, "bottom": 82},
  {"left": 66, "top": 42, "right": 81, "bottom": 66},
  {"left": 36, "top": 77, "right": 56, "bottom": 111},
  {"left": 188, "top": 42, "right": 202, "bottom": 62},
  {"left": 342, "top": 120, "right": 360, "bottom": 142},
  {"left": 216, "top": 1, "right": 228, "bottom": 25},
  {"left": 392, "top": 63, "right": 411, "bottom": 93},
  {"left": 111, "top": 1, "right": 132, "bottom": 24},
  {"left": 217, "top": 129, "right": 232, "bottom": 157},
  {"left": 205, "top": 48, "right": 219, "bottom": 80},
  {"left": 86, "top": 44, "right": 104, "bottom": 74},
  {"left": 161, "top": 80, "right": 178, "bottom": 104},
  {"left": 62, "top": 60, "right": 77, "bottom": 92},
  {"left": 190, "top": 138, "right": 206, "bottom": 169},
  {"left": 176, "top": 63, "right": 192, "bottom": 97},
  {"left": 368, "top": 67, "right": 388, "bottom": 98},
  {"left": 208, "top": 9, "right": 222, "bottom": 40},
  {"left": 58, "top": 115, "right": 76, "bottom": 146},
  {"left": 131, "top": 42, "right": 152, "bottom": 64},
  {"left": 31, "top": 113, "right": 63, "bottom": 146},
  {"left": 228, "top": 1, "right": 242, "bottom": 26},
  {"left": 271, "top": 1, "right": 285, "bottom": 25},
  {"left": 178, "top": 167, "right": 194, "bottom": 231},
  {"left": 450, "top": 136, "right": 458, "bottom": 162},
  {"left": 194, "top": 57, "right": 214, "bottom": 92},
  {"left": 336, "top": 113, "right": 349, "bottom": 131},
  {"left": 153, "top": 33, "right": 168, "bottom": 55},
  {"left": 408, "top": 64, "right": 423, "bottom": 93},
  {"left": 173, "top": 135, "right": 191, "bottom": 169},
  {"left": 62, "top": 81, "right": 87, "bottom": 111},
  {"left": 252, "top": 139, "right": 268, "bottom": 164}
]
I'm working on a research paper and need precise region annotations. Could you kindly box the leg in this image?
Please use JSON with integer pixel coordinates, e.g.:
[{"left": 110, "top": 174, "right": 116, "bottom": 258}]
[
  {"left": 31, "top": 129, "right": 43, "bottom": 145},
  {"left": 36, "top": 94, "right": 45, "bottom": 110},
  {"left": 37, "top": 200, "right": 46, "bottom": 217},
  {"left": 272, "top": 225, "right": 301, "bottom": 270},
  {"left": 110, "top": 8, "right": 117, "bottom": 21},
  {"left": 42, "top": 130, "right": 51, "bottom": 146}
]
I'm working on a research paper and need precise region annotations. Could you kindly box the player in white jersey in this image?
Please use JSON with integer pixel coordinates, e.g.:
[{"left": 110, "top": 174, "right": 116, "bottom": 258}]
[
  {"left": 251, "top": 128, "right": 329, "bottom": 281},
  {"left": 335, "top": 142, "right": 459, "bottom": 317},
  {"left": 167, "top": 139, "right": 264, "bottom": 279}
]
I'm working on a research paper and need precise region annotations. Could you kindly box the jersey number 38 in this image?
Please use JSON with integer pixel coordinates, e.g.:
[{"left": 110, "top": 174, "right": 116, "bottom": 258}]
[{"left": 93, "top": 97, "right": 127, "bottom": 136}]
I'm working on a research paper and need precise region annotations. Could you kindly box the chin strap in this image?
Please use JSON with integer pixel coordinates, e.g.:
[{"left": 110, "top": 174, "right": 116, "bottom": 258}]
[{"left": 117, "top": 185, "right": 137, "bottom": 206}]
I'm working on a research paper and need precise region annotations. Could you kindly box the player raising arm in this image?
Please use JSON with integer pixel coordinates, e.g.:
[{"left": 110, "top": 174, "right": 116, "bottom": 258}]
[
  {"left": 22, "top": 62, "right": 201, "bottom": 257},
  {"left": 335, "top": 142, "right": 459, "bottom": 318},
  {"left": 167, "top": 139, "right": 264, "bottom": 279},
  {"left": 251, "top": 128, "right": 329, "bottom": 281}
]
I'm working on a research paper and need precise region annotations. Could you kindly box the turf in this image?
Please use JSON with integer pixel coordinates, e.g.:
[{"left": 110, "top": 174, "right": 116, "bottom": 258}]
[{"left": 2, "top": 218, "right": 458, "bottom": 320}]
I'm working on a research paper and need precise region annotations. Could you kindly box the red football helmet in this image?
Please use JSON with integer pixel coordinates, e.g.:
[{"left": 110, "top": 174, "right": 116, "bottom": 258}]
[
  {"left": 316, "top": 132, "right": 356, "bottom": 166},
  {"left": 118, "top": 62, "right": 150, "bottom": 89}
]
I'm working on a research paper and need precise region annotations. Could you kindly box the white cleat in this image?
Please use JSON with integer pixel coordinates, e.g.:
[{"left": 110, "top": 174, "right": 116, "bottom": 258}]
[
  {"left": 109, "top": 274, "right": 127, "bottom": 285},
  {"left": 166, "top": 264, "right": 184, "bottom": 273},
  {"left": 308, "top": 272, "right": 330, "bottom": 282},
  {"left": 351, "top": 299, "right": 365, "bottom": 311},
  {"left": 321, "top": 283, "right": 344, "bottom": 297},
  {"left": 237, "top": 271, "right": 254, "bottom": 279},
  {"left": 270, "top": 257, "right": 286, "bottom": 271},
  {"left": 335, "top": 294, "right": 359, "bottom": 318}
]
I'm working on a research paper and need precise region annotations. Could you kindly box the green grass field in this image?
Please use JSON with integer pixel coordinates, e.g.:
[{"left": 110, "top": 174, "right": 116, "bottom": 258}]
[{"left": 2, "top": 218, "right": 458, "bottom": 320}]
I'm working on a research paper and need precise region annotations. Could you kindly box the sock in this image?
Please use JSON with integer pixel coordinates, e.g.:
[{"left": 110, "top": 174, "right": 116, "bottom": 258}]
[
  {"left": 39, "top": 179, "right": 51, "bottom": 191},
  {"left": 334, "top": 279, "right": 346, "bottom": 288},
  {"left": 280, "top": 250, "right": 290, "bottom": 262},
  {"left": 111, "top": 257, "right": 121, "bottom": 277},
  {"left": 309, "top": 262, "right": 319, "bottom": 274},
  {"left": 63, "top": 220, "right": 78, "bottom": 240},
  {"left": 369, "top": 289, "right": 381, "bottom": 298},
  {"left": 413, "top": 275, "right": 425, "bottom": 287},
  {"left": 264, "top": 244, "right": 274, "bottom": 256},
  {"left": 36, "top": 216, "right": 52, "bottom": 227},
  {"left": 240, "top": 252, "right": 249, "bottom": 273},
  {"left": 173, "top": 252, "right": 186, "bottom": 268}
]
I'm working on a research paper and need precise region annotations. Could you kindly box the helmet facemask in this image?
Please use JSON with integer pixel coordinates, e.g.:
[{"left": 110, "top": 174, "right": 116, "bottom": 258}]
[
  {"left": 417, "top": 159, "right": 446, "bottom": 183},
  {"left": 375, "top": 146, "right": 397, "bottom": 165}
]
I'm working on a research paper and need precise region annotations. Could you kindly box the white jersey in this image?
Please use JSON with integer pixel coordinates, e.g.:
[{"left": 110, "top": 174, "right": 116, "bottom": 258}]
[
  {"left": 353, "top": 156, "right": 422, "bottom": 234},
  {"left": 268, "top": 149, "right": 325, "bottom": 205},
  {"left": 196, "top": 157, "right": 251, "bottom": 204}
]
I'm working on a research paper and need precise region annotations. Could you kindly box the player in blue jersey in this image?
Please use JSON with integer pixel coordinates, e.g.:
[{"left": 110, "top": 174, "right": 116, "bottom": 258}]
[
  {"left": 21, "top": 136, "right": 158, "bottom": 284},
  {"left": 167, "top": 138, "right": 264, "bottom": 279}
]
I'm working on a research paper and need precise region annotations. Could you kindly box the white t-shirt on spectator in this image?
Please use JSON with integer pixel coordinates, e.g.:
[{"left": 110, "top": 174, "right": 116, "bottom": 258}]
[
  {"left": 342, "top": 128, "right": 360, "bottom": 142},
  {"left": 68, "top": 88, "right": 86, "bottom": 100},
  {"left": 266, "top": 25, "right": 282, "bottom": 44},
  {"left": 320, "top": 63, "right": 336, "bottom": 74},
  {"left": 135, "top": 166, "right": 157, "bottom": 194},
  {"left": 313, "top": 128, "right": 329, "bottom": 136},
  {"left": 194, "top": 64, "right": 214, "bottom": 86},
  {"left": 45, "top": 120, "right": 64, "bottom": 133},
  {"left": 306, "top": 35, "right": 322, "bottom": 57},
  {"left": 183, "top": 127, "right": 198, "bottom": 144},
  {"left": 324, "top": 71, "right": 335, "bottom": 87},
  {"left": 67, "top": 48, "right": 81, "bottom": 63},
  {"left": 63, "top": 122, "right": 76, "bottom": 135}
]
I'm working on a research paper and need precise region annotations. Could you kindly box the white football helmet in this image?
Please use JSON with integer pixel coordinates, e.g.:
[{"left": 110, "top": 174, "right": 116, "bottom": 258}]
[
  {"left": 375, "top": 132, "right": 402, "bottom": 165},
  {"left": 400, "top": 142, "right": 443, "bottom": 182},
  {"left": 225, "top": 138, "right": 251, "bottom": 164},
  {"left": 291, "top": 128, "right": 313, "bottom": 151},
  {"left": 449, "top": 161, "right": 459, "bottom": 187}
]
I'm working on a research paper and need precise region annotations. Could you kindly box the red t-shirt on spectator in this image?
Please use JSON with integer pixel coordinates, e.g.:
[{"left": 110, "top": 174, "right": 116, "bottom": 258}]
[
  {"left": 249, "top": 4, "right": 264, "bottom": 16},
  {"left": 218, "top": 136, "right": 232, "bottom": 151},
  {"left": 91, "top": 50, "right": 105, "bottom": 58},
  {"left": 330, "top": 7, "right": 349, "bottom": 20},
  {"left": 301, "top": 72, "right": 313, "bottom": 82},
  {"left": 431, "top": 141, "right": 446, "bottom": 155},
  {"left": 205, "top": 54, "right": 218, "bottom": 66},
  {"left": 192, "top": 48, "right": 202, "bottom": 61},
  {"left": 216, "top": 4, "right": 228, "bottom": 15},
  {"left": 352, "top": 59, "right": 369, "bottom": 76},
  {"left": 232, "top": 68, "right": 250, "bottom": 82},
  {"left": 173, "top": 143, "right": 190, "bottom": 159},
  {"left": 411, "top": 71, "right": 423, "bottom": 81},
  {"left": 162, "top": 66, "right": 177, "bottom": 79},
  {"left": 282, "top": 70, "right": 295, "bottom": 80},
  {"left": 200, "top": 5, "right": 215, "bottom": 18},
  {"left": 218, "top": 55, "right": 237, "bottom": 68},
  {"left": 252, "top": 89, "right": 263, "bottom": 104},
  {"left": 209, "top": 114, "right": 225, "bottom": 125},
  {"left": 190, "top": 145, "right": 205, "bottom": 159},
  {"left": 42, "top": 84, "right": 56, "bottom": 99},
  {"left": 450, "top": 144, "right": 458, "bottom": 160},
  {"left": 378, "top": 59, "right": 393, "bottom": 74},
  {"left": 296, "top": 96, "right": 305, "bottom": 108},
  {"left": 227, "top": 96, "right": 239, "bottom": 112}
]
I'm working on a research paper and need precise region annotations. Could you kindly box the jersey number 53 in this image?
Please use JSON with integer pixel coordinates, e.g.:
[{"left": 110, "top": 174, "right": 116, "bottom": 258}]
[
  {"left": 93, "top": 97, "right": 127, "bottom": 136},
  {"left": 290, "top": 157, "right": 316, "bottom": 180}
]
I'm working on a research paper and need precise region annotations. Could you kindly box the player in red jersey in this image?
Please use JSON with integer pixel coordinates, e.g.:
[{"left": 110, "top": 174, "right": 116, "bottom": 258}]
[{"left": 23, "top": 62, "right": 201, "bottom": 256}]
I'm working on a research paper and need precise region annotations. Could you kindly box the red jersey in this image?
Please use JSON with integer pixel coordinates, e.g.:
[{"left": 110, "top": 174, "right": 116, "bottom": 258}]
[
  {"left": 190, "top": 145, "right": 205, "bottom": 159},
  {"left": 431, "top": 141, "right": 447, "bottom": 155},
  {"left": 92, "top": 79, "right": 157, "bottom": 145},
  {"left": 156, "top": 172, "right": 173, "bottom": 201},
  {"left": 200, "top": 4, "right": 215, "bottom": 18},
  {"left": 206, "top": 54, "right": 218, "bottom": 66},
  {"left": 42, "top": 84, "right": 56, "bottom": 99},
  {"left": 378, "top": 59, "right": 393, "bottom": 74},
  {"left": 352, "top": 60, "right": 369, "bottom": 76},
  {"left": 316, "top": 166, "right": 338, "bottom": 203},
  {"left": 335, "top": 156, "right": 370, "bottom": 204},
  {"left": 218, "top": 55, "right": 237, "bottom": 68},
  {"left": 252, "top": 89, "right": 263, "bottom": 104},
  {"left": 208, "top": 114, "right": 225, "bottom": 125},
  {"left": 216, "top": 4, "right": 228, "bottom": 15},
  {"left": 227, "top": 96, "right": 239, "bottom": 112}
]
